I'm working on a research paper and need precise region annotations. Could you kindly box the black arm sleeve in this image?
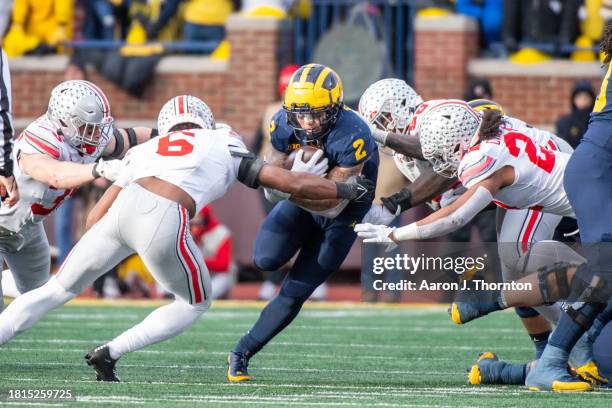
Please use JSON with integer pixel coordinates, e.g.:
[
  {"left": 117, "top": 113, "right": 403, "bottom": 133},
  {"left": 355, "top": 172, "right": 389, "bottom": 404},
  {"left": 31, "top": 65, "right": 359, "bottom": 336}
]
[
  {"left": 106, "top": 128, "right": 125, "bottom": 159},
  {"left": 126, "top": 128, "right": 138, "bottom": 148},
  {"left": 231, "top": 150, "right": 264, "bottom": 189}
]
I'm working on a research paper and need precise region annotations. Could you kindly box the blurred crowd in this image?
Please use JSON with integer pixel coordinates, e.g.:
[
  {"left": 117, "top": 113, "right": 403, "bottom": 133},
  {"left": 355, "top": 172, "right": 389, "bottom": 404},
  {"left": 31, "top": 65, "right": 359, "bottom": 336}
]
[
  {"left": 0, "top": 1, "right": 610, "bottom": 64},
  {"left": 419, "top": 0, "right": 612, "bottom": 62}
]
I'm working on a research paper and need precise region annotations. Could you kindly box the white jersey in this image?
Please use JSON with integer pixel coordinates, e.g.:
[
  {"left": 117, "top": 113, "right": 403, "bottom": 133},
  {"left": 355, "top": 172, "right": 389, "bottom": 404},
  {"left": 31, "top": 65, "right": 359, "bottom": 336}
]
[
  {"left": 0, "top": 115, "right": 104, "bottom": 232},
  {"left": 118, "top": 128, "right": 246, "bottom": 213},
  {"left": 458, "top": 125, "right": 573, "bottom": 217},
  {"left": 392, "top": 100, "right": 572, "bottom": 211}
]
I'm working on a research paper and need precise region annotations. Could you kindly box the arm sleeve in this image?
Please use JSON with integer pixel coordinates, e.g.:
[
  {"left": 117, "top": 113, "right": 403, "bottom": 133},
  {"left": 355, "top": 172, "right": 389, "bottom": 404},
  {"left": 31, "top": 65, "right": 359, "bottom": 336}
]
[
  {"left": 394, "top": 186, "right": 494, "bottom": 241},
  {"left": 0, "top": 50, "right": 13, "bottom": 176}
]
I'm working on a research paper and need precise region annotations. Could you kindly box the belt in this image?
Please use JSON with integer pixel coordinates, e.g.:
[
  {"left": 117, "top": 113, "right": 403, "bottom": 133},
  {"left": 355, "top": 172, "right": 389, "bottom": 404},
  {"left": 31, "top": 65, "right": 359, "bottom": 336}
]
[{"left": 0, "top": 225, "right": 17, "bottom": 238}]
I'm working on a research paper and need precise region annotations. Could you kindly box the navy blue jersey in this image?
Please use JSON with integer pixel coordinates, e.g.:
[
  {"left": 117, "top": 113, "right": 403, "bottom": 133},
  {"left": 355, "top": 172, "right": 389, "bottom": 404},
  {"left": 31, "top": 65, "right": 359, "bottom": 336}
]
[
  {"left": 269, "top": 107, "right": 379, "bottom": 186},
  {"left": 591, "top": 63, "right": 612, "bottom": 122}
]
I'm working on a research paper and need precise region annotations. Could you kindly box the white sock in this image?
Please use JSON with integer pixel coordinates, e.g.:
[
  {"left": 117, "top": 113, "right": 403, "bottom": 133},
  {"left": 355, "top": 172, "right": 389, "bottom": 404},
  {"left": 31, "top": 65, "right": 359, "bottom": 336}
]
[
  {"left": 0, "top": 277, "right": 75, "bottom": 344},
  {"left": 107, "top": 300, "right": 209, "bottom": 359}
]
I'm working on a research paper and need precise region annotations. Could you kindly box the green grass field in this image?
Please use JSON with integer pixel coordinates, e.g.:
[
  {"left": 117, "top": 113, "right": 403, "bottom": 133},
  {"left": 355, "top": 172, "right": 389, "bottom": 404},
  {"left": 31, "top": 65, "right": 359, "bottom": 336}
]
[{"left": 0, "top": 300, "right": 609, "bottom": 407}]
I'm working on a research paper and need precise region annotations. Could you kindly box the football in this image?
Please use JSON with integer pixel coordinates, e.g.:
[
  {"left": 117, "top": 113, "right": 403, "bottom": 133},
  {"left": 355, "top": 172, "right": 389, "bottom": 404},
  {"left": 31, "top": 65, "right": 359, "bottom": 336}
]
[{"left": 284, "top": 145, "right": 326, "bottom": 170}]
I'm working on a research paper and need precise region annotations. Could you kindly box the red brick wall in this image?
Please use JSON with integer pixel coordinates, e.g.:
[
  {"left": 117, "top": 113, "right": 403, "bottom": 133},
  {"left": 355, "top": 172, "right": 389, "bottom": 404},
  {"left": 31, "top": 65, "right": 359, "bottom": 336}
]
[
  {"left": 483, "top": 75, "right": 601, "bottom": 127},
  {"left": 414, "top": 16, "right": 479, "bottom": 101},
  {"left": 11, "top": 16, "right": 291, "bottom": 141}
]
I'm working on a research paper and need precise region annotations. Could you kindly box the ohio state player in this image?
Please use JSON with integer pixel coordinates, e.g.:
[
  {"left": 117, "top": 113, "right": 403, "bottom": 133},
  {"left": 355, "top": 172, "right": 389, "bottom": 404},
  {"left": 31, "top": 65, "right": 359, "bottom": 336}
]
[
  {"left": 0, "top": 95, "right": 373, "bottom": 382},
  {"left": 361, "top": 96, "right": 573, "bottom": 357},
  {"left": 0, "top": 80, "right": 154, "bottom": 306},
  {"left": 355, "top": 101, "right": 601, "bottom": 390}
]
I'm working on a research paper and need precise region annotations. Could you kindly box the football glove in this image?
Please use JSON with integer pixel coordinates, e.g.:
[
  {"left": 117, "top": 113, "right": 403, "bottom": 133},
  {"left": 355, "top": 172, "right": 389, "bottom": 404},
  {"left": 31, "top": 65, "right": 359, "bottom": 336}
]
[
  {"left": 93, "top": 159, "right": 123, "bottom": 182},
  {"left": 291, "top": 149, "right": 328, "bottom": 177},
  {"left": 362, "top": 203, "right": 399, "bottom": 225},
  {"left": 336, "top": 176, "right": 375, "bottom": 203},
  {"left": 366, "top": 122, "right": 389, "bottom": 146},
  {"left": 381, "top": 188, "right": 412, "bottom": 214},
  {"left": 354, "top": 223, "right": 398, "bottom": 252}
]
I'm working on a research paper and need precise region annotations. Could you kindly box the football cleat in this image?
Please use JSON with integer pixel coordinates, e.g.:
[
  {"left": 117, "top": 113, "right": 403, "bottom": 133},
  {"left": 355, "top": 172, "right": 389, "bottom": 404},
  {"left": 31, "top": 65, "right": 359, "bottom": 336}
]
[
  {"left": 85, "top": 345, "right": 120, "bottom": 382},
  {"left": 468, "top": 352, "right": 498, "bottom": 385},
  {"left": 572, "top": 361, "right": 608, "bottom": 386},
  {"left": 449, "top": 300, "right": 498, "bottom": 325},
  {"left": 525, "top": 346, "right": 592, "bottom": 392},
  {"left": 227, "top": 351, "right": 252, "bottom": 382}
]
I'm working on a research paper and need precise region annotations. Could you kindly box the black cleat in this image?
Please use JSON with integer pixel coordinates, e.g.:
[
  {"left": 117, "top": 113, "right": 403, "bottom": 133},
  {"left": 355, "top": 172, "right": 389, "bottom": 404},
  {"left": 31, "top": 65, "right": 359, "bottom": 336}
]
[{"left": 85, "top": 345, "right": 120, "bottom": 382}]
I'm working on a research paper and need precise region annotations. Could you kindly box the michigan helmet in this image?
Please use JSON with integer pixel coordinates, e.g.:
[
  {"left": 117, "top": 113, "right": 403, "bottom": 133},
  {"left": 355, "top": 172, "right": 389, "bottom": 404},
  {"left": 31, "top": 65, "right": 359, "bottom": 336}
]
[
  {"left": 467, "top": 99, "right": 506, "bottom": 116},
  {"left": 46, "top": 80, "right": 114, "bottom": 155},
  {"left": 359, "top": 78, "right": 423, "bottom": 135},
  {"left": 157, "top": 95, "right": 215, "bottom": 135},
  {"left": 283, "top": 63, "right": 343, "bottom": 143},
  {"left": 418, "top": 100, "right": 481, "bottom": 178}
]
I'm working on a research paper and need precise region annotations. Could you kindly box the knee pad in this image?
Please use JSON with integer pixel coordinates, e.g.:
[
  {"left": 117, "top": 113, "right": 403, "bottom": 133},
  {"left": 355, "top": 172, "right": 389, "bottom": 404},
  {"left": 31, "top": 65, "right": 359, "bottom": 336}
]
[
  {"left": 562, "top": 301, "right": 607, "bottom": 330},
  {"left": 515, "top": 306, "right": 540, "bottom": 318},
  {"left": 253, "top": 255, "right": 283, "bottom": 273},
  {"left": 570, "top": 264, "right": 610, "bottom": 303},
  {"left": 537, "top": 262, "right": 573, "bottom": 304},
  {"left": 279, "top": 279, "right": 315, "bottom": 303}
]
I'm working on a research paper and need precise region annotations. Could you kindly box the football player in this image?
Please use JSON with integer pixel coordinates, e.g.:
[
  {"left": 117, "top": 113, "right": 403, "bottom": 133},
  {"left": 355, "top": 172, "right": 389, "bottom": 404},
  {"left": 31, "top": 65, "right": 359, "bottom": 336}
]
[
  {"left": 355, "top": 101, "right": 606, "bottom": 391},
  {"left": 359, "top": 90, "right": 566, "bottom": 361},
  {"left": 456, "top": 24, "right": 612, "bottom": 391},
  {"left": 0, "top": 80, "right": 155, "bottom": 308},
  {"left": 227, "top": 63, "right": 378, "bottom": 382},
  {"left": 0, "top": 95, "right": 374, "bottom": 381}
]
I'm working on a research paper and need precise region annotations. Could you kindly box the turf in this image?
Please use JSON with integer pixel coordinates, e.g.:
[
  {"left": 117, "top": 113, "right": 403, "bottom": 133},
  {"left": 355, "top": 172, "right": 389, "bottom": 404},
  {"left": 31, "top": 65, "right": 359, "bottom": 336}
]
[{"left": 0, "top": 300, "right": 609, "bottom": 407}]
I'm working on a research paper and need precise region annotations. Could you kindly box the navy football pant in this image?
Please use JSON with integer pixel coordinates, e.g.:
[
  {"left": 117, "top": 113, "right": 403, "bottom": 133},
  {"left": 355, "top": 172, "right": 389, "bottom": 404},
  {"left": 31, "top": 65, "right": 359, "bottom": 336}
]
[
  {"left": 234, "top": 200, "right": 365, "bottom": 357},
  {"left": 553, "top": 127, "right": 612, "bottom": 354}
]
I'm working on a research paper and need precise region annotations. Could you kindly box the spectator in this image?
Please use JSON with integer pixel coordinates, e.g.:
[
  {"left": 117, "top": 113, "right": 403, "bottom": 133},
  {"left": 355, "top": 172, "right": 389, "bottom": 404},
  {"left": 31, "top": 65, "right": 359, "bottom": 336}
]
[
  {"left": 83, "top": 0, "right": 130, "bottom": 41},
  {"left": 463, "top": 77, "right": 493, "bottom": 101},
  {"left": 183, "top": 0, "right": 234, "bottom": 53},
  {"left": 0, "top": 48, "right": 17, "bottom": 207},
  {"left": 191, "top": 206, "right": 236, "bottom": 300},
  {"left": 242, "top": 1, "right": 297, "bottom": 18},
  {"left": 4, "top": 0, "right": 73, "bottom": 57},
  {"left": 503, "top": 0, "right": 581, "bottom": 61},
  {"left": 455, "top": 0, "right": 503, "bottom": 49},
  {"left": 126, "top": 0, "right": 182, "bottom": 43},
  {"left": 555, "top": 79, "right": 596, "bottom": 149}
]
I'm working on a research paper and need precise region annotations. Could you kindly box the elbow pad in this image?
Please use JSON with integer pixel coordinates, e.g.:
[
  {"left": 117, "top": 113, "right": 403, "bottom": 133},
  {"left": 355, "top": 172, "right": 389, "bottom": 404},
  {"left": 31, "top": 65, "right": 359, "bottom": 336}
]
[{"left": 232, "top": 151, "right": 264, "bottom": 189}]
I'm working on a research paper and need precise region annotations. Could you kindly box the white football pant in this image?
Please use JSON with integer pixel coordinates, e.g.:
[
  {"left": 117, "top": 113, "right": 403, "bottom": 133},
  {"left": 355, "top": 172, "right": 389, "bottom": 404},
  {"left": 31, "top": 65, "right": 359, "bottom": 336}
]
[{"left": 0, "top": 183, "right": 212, "bottom": 357}]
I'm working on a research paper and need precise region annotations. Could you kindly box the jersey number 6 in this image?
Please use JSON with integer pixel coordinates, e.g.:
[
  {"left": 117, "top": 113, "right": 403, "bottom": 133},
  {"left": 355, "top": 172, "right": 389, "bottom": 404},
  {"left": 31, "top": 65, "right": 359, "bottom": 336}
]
[{"left": 156, "top": 131, "right": 195, "bottom": 157}]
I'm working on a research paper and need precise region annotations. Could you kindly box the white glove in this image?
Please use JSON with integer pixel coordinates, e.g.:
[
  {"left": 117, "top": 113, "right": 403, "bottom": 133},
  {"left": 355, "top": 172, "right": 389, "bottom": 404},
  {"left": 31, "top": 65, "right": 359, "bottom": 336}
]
[
  {"left": 361, "top": 204, "right": 399, "bottom": 226},
  {"left": 264, "top": 187, "right": 290, "bottom": 204},
  {"left": 366, "top": 122, "right": 389, "bottom": 146},
  {"left": 291, "top": 149, "right": 328, "bottom": 177},
  {"left": 354, "top": 223, "right": 398, "bottom": 252},
  {"left": 93, "top": 158, "right": 122, "bottom": 182}
]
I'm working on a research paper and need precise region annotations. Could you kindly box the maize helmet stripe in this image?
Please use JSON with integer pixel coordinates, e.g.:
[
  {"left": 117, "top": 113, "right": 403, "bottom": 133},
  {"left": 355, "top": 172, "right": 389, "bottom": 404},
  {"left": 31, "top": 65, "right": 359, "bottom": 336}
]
[
  {"left": 467, "top": 99, "right": 505, "bottom": 115},
  {"left": 314, "top": 67, "right": 333, "bottom": 90},
  {"left": 306, "top": 64, "right": 326, "bottom": 84},
  {"left": 298, "top": 65, "right": 312, "bottom": 83}
]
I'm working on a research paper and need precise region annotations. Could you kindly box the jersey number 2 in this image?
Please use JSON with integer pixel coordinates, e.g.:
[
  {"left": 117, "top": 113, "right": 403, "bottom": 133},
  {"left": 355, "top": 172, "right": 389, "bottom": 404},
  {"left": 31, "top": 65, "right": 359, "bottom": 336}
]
[
  {"left": 353, "top": 138, "right": 366, "bottom": 161},
  {"left": 504, "top": 132, "right": 555, "bottom": 173},
  {"left": 156, "top": 132, "right": 195, "bottom": 157}
]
